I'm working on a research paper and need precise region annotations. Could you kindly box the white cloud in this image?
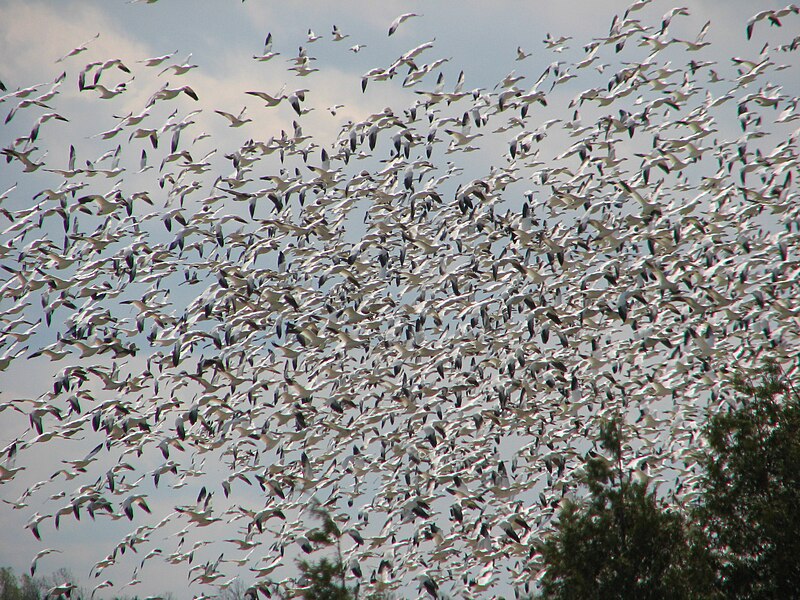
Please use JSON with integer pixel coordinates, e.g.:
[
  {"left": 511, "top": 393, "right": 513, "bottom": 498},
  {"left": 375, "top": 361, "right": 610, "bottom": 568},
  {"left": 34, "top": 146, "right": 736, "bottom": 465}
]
[{"left": 0, "top": 2, "right": 151, "bottom": 84}]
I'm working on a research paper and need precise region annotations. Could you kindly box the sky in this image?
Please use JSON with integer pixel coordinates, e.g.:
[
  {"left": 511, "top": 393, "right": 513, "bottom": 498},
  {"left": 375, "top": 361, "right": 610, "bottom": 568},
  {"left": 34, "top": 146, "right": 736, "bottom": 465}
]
[{"left": 1, "top": 0, "right": 799, "bottom": 598}]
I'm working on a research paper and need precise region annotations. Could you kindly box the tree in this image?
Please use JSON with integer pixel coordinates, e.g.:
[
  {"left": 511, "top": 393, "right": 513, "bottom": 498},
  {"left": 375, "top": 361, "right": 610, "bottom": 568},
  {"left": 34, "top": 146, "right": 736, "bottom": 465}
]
[
  {"left": 294, "top": 507, "right": 354, "bottom": 600},
  {"left": 297, "top": 558, "right": 352, "bottom": 600},
  {"left": 697, "top": 361, "right": 800, "bottom": 598},
  {"left": 537, "top": 417, "right": 714, "bottom": 599},
  {"left": 0, "top": 566, "right": 163, "bottom": 600},
  {"left": 0, "top": 568, "right": 33, "bottom": 600}
]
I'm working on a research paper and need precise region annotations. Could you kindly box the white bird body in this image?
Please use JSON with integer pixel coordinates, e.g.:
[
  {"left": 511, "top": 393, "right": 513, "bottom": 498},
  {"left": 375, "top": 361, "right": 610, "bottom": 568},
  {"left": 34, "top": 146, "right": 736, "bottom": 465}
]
[{"left": 389, "top": 12, "right": 421, "bottom": 36}]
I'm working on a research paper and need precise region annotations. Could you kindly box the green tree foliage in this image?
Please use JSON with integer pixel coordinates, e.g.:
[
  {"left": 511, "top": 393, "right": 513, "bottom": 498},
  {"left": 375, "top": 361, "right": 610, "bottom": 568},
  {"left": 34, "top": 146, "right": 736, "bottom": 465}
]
[
  {"left": 697, "top": 362, "right": 800, "bottom": 598},
  {"left": 292, "top": 507, "right": 394, "bottom": 600},
  {"left": 0, "top": 568, "right": 39, "bottom": 600},
  {"left": 295, "top": 507, "right": 354, "bottom": 600},
  {"left": 297, "top": 558, "right": 352, "bottom": 600},
  {"left": 537, "top": 417, "right": 713, "bottom": 599}
]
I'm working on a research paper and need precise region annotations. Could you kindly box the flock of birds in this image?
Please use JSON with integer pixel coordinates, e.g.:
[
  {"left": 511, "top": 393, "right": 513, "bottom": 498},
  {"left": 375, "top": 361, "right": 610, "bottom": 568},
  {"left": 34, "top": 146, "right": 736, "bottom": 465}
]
[{"left": 1, "top": 1, "right": 799, "bottom": 598}]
